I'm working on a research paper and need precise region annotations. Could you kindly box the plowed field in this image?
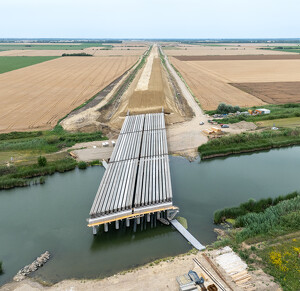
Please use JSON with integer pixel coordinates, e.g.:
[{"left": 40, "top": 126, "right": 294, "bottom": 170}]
[
  {"left": 231, "top": 82, "right": 300, "bottom": 104},
  {"left": 0, "top": 56, "right": 138, "bottom": 133}
]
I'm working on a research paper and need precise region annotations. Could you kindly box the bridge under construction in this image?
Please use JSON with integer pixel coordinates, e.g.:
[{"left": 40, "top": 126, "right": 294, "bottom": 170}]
[{"left": 88, "top": 113, "right": 178, "bottom": 234}]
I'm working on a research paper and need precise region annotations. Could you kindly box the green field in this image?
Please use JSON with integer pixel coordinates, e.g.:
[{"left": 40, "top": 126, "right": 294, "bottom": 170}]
[
  {"left": 0, "top": 56, "right": 58, "bottom": 74},
  {"left": 260, "top": 46, "right": 300, "bottom": 53},
  {"left": 0, "top": 43, "right": 112, "bottom": 51},
  {"left": 257, "top": 116, "right": 300, "bottom": 128}
]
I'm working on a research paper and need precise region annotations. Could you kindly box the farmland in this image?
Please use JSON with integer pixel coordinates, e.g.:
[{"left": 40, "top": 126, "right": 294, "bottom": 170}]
[
  {"left": 0, "top": 56, "right": 58, "bottom": 74},
  {"left": 0, "top": 56, "right": 138, "bottom": 133},
  {"left": 169, "top": 55, "right": 300, "bottom": 110},
  {"left": 0, "top": 43, "right": 112, "bottom": 51}
]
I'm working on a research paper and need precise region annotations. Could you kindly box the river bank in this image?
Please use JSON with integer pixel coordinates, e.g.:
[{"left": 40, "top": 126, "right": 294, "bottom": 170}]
[
  {"left": 0, "top": 248, "right": 279, "bottom": 291},
  {"left": 198, "top": 128, "right": 300, "bottom": 159},
  {"left": 1, "top": 150, "right": 300, "bottom": 285}
]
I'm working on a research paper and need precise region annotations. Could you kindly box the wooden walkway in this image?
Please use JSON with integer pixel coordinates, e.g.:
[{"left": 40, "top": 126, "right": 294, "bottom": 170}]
[{"left": 170, "top": 219, "right": 205, "bottom": 251}]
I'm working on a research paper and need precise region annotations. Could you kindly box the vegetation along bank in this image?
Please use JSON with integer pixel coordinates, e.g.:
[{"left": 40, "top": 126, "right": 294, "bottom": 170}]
[
  {"left": 212, "top": 193, "right": 300, "bottom": 291},
  {"left": 0, "top": 126, "right": 106, "bottom": 189}
]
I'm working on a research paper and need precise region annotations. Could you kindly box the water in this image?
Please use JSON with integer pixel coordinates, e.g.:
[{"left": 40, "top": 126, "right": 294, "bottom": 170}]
[{"left": 1, "top": 147, "right": 300, "bottom": 285}]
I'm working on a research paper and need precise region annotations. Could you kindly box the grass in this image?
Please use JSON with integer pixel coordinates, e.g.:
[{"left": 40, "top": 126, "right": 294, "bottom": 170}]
[
  {"left": 260, "top": 46, "right": 300, "bottom": 54},
  {"left": 0, "top": 43, "right": 112, "bottom": 51},
  {"left": 0, "top": 125, "right": 106, "bottom": 154},
  {"left": 257, "top": 238, "right": 300, "bottom": 291},
  {"left": 0, "top": 56, "right": 58, "bottom": 74},
  {"left": 256, "top": 116, "right": 300, "bottom": 128},
  {"left": 213, "top": 192, "right": 299, "bottom": 224},
  {"left": 0, "top": 126, "right": 107, "bottom": 166},
  {"left": 0, "top": 158, "right": 77, "bottom": 189},
  {"left": 198, "top": 128, "right": 300, "bottom": 159},
  {"left": 208, "top": 103, "right": 300, "bottom": 124},
  {"left": 0, "top": 126, "right": 106, "bottom": 189},
  {"left": 211, "top": 195, "right": 300, "bottom": 290}
]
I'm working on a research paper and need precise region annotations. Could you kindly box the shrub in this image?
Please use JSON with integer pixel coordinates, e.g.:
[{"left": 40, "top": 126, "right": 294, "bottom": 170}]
[
  {"left": 78, "top": 161, "right": 87, "bottom": 169},
  {"left": 214, "top": 192, "right": 299, "bottom": 223},
  {"left": 217, "top": 103, "right": 240, "bottom": 114},
  {"left": 37, "top": 156, "right": 47, "bottom": 167},
  {"left": 0, "top": 165, "right": 16, "bottom": 176}
]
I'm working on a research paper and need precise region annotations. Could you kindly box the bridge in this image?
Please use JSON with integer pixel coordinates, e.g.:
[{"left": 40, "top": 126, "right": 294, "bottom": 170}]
[{"left": 88, "top": 113, "right": 179, "bottom": 234}]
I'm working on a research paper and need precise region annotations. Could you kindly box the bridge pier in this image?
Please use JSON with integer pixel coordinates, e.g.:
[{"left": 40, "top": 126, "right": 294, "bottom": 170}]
[
  {"left": 137, "top": 217, "right": 141, "bottom": 224},
  {"left": 126, "top": 218, "right": 130, "bottom": 227},
  {"left": 104, "top": 223, "right": 108, "bottom": 232},
  {"left": 157, "top": 211, "right": 161, "bottom": 219},
  {"left": 92, "top": 226, "right": 98, "bottom": 235},
  {"left": 115, "top": 220, "right": 119, "bottom": 230},
  {"left": 147, "top": 213, "right": 151, "bottom": 222}
]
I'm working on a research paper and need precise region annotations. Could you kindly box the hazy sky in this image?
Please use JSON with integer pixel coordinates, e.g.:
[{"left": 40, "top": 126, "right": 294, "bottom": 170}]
[{"left": 1, "top": 0, "right": 299, "bottom": 38}]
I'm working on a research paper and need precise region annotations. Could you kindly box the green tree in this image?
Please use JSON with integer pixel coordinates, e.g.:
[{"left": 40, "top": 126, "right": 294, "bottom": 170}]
[{"left": 37, "top": 156, "right": 47, "bottom": 167}]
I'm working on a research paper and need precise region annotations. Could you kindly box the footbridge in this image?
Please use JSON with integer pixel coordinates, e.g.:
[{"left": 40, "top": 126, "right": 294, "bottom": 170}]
[{"left": 88, "top": 113, "right": 179, "bottom": 234}]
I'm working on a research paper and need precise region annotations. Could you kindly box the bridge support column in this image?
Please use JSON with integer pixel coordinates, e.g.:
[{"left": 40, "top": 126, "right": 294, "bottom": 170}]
[
  {"left": 126, "top": 218, "right": 130, "bottom": 227},
  {"left": 104, "top": 223, "right": 108, "bottom": 232},
  {"left": 133, "top": 219, "right": 137, "bottom": 232},
  {"left": 115, "top": 220, "right": 119, "bottom": 230},
  {"left": 92, "top": 226, "right": 98, "bottom": 235},
  {"left": 147, "top": 213, "right": 151, "bottom": 222},
  {"left": 157, "top": 212, "right": 161, "bottom": 219},
  {"left": 137, "top": 217, "right": 141, "bottom": 224}
]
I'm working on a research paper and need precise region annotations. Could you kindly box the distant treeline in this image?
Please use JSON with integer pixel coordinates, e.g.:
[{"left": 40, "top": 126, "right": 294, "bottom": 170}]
[{"left": 62, "top": 52, "right": 93, "bottom": 57}]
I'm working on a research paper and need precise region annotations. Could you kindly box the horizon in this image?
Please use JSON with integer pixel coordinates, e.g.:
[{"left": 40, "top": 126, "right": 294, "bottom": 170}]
[{"left": 2, "top": 0, "right": 300, "bottom": 39}]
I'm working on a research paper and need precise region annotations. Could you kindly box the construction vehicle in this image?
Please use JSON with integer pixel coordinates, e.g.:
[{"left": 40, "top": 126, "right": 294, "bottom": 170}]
[{"left": 188, "top": 270, "right": 207, "bottom": 290}]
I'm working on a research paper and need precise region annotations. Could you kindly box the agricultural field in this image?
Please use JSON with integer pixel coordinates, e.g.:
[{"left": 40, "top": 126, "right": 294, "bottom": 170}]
[
  {"left": 0, "top": 42, "right": 148, "bottom": 57},
  {"left": 0, "top": 43, "right": 112, "bottom": 51},
  {"left": 0, "top": 56, "right": 138, "bottom": 133},
  {"left": 0, "top": 56, "right": 58, "bottom": 74},
  {"left": 163, "top": 42, "right": 298, "bottom": 56},
  {"left": 169, "top": 52, "right": 300, "bottom": 110}
]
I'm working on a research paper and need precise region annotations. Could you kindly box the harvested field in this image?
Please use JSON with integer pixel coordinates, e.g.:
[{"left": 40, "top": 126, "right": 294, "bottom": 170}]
[
  {"left": 188, "top": 59, "right": 300, "bottom": 83},
  {"left": 0, "top": 48, "right": 147, "bottom": 57},
  {"left": 164, "top": 43, "right": 296, "bottom": 56},
  {"left": 0, "top": 56, "right": 138, "bottom": 133},
  {"left": 170, "top": 56, "right": 300, "bottom": 110},
  {"left": 231, "top": 82, "right": 300, "bottom": 104},
  {"left": 170, "top": 57, "right": 265, "bottom": 110},
  {"left": 174, "top": 54, "right": 300, "bottom": 61}
]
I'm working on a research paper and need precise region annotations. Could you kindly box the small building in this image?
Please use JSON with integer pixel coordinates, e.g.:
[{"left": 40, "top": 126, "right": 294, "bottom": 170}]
[{"left": 256, "top": 108, "right": 271, "bottom": 114}]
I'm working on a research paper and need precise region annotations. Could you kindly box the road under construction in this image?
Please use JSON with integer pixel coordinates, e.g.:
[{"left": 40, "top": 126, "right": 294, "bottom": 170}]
[{"left": 88, "top": 112, "right": 179, "bottom": 234}]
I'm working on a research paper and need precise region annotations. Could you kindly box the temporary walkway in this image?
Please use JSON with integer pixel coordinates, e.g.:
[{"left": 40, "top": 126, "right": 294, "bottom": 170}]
[
  {"left": 88, "top": 113, "right": 178, "bottom": 233},
  {"left": 170, "top": 219, "right": 205, "bottom": 251}
]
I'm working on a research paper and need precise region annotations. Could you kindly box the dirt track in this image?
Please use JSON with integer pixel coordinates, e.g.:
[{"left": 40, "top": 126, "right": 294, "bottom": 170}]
[
  {"left": 109, "top": 45, "right": 186, "bottom": 129},
  {"left": 0, "top": 56, "right": 138, "bottom": 132}
]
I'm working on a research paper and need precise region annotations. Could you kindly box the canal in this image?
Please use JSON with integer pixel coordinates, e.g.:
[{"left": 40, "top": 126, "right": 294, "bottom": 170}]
[{"left": 0, "top": 146, "right": 300, "bottom": 285}]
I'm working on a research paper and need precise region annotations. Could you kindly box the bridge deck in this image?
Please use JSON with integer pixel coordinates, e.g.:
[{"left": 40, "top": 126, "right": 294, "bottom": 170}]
[{"left": 88, "top": 113, "right": 174, "bottom": 227}]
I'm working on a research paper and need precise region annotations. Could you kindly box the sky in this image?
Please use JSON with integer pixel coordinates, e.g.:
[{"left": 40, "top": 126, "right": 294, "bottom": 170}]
[{"left": 1, "top": 0, "right": 299, "bottom": 39}]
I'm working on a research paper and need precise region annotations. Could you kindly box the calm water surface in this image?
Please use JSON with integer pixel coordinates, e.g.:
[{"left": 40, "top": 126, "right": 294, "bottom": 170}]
[{"left": 1, "top": 147, "right": 300, "bottom": 285}]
